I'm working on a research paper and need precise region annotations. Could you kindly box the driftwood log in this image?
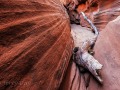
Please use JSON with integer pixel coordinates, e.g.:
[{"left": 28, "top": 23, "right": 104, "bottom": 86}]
[{"left": 71, "top": 12, "right": 103, "bottom": 84}]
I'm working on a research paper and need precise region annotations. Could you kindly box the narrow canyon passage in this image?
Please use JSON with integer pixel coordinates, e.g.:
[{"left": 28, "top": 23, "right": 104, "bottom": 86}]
[
  {"left": 0, "top": 0, "right": 120, "bottom": 90},
  {"left": 60, "top": 16, "right": 120, "bottom": 90}
]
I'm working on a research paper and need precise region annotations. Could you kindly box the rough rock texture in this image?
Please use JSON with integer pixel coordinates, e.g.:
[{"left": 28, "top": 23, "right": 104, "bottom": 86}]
[
  {"left": 0, "top": 0, "right": 73, "bottom": 90},
  {"left": 0, "top": 0, "right": 120, "bottom": 90}
]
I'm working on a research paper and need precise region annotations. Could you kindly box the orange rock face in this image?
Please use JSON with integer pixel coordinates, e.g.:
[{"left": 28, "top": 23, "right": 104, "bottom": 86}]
[
  {"left": 62, "top": 0, "right": 120, "bottom": 30},
  {"left": 93, "top": 0, "right": 120, "bottom": 30},
  {"left": 0, "top": 0, "right": 120, "bottom": 90},
  {"left": 60, "top": 0, "right": 120, "bottom": 90},
  {"left": 0, "top": 0, "right": 73, "bottom": 90},
  {"left": 77, "top": 0, "right": 120, "bottom": 30}
]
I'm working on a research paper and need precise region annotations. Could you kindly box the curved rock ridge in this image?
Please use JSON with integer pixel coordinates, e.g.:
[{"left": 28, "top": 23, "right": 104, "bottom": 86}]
[
  {"left": 0, "top": 0, "right": 120, "bottom": 90},
  {"left": 78, "top": 0, "right": 120, "bottom": 30},
  {"left": 60, "top": 0, "right": 120, "bottom": 30},
  {"left": 59, "top": 1, "right": 120, "bottom": 90},
  {"left": 0, "top": 0, "right": 73, "bottom": 90},
  {"left": 60, "top": 15, "right": 120, "bottom": 90},
  {"left": 93, "top": 0, "right": 120, "bottom": 30},
  {"left": 88, "top": 15, "right": 120, "bottom": 90},
  {"left": 59, "top": 61, "right": 86, "bottom": 90},
  {"left": 60, "top": 25, "right": 97, "bottom": 90},
  {"left": 77, "top": 0, "right": 120, "bottom": 30}
]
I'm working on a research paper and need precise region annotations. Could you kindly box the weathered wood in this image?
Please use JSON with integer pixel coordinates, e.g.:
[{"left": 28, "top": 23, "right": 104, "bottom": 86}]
[
  {"left": 73, "top": 47, "right": 103, "bottom": 83},
  {"left": 71, "top": 12, "right": 103, "bottom": 83},
  {"left": 81, "top": 12, "right": 99, "bottom": 36}
]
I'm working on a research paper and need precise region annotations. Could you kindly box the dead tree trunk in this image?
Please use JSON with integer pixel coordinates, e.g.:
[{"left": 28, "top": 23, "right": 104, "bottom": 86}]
[
  {"left": 81, "top": 12, "right": 99, "bottom": 36},
  {"left": 71, "top": 12, "right": 103, "bottom": 84}
]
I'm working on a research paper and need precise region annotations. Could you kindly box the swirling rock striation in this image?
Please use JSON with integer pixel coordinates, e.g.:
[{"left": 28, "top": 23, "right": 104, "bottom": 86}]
[
  {"left": 0, "top": 0, "right": 73, "bottom": 90},
  {"left": 0, "top": 0, "right": 120, "bottom": 90},
  {"left": 60, "top": 0, "right": 120, "bottom": 90},
  {"left": 93, "top": 0, "right": 120, "bottom": 30}
]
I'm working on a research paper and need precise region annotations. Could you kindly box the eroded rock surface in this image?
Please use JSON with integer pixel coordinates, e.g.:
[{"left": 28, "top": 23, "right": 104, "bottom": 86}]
[
  {"left": 0, "top": 0, "right": 120, "bottom": 90},
  {"left": 93, "top": 0, "right": 120, "bottom": 30},
  {"left": 61, "top": 0, "right": 120, "bottom": 30},
  {"left": 88, "top": 16, "right": 120, "bottom": 90},
  {"left": 60, "top": 0, "right": 120, "bottom": 90},
  {"left": 0, "top": 0, "right": 73, "bottom": 90},
  {"left": 60, "top": 15, "right": 120, "bottom": 90}
]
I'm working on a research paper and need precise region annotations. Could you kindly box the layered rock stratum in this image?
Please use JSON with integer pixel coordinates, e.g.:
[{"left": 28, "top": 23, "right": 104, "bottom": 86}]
[
  {"left": 60, "top": 0, "right": 120, "bottom": 90},
  {"left": 0, "top": 0, "right": 73, "bottom": 90},
  {"left": 0, "top": 0, "right": 120, "bottom": 90}
]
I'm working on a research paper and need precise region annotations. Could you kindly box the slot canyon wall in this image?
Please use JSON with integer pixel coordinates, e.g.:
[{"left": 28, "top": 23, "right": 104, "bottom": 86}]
[
  {"left": 93, "top": 0, "right": 120, "bottom": 30},
  {"left": 61, "top": 0, "right": 120, "bottom": 30},
  {"left": 60, "top": 0, "right": 120, "bottom": 90},
  {"left": 0, "top": 0, "right": 120, "bottom": 90},
  {"left": 0, "top": 0, "right": 73, "bottom": 90},
  {"left": 60, "top": 16, "right": 120, "bottom": 90}
]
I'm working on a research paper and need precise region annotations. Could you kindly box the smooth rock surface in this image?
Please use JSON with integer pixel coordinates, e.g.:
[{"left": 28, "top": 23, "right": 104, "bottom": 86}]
[
  {"left": 60, "top": 24, "right": 96, "bottom": 90},
  {"left": 0, "top": 0, "right": 120, "bottom": 90},
  {"left": 61, "top": 0, "right": 120, "bottom": 30},
  {"left": 93, "top": 0, "right": 120, "bottom": 30},
  {"left": 88, "top": 16, "right": 120, "bottom": 90},
  {"left": 60, "top": 1, "right": 120, "bottom": 90},
  {"left": 61, "top": 15, "right": 120, "bottom": 90},
  {"left": 0, "top": 0, "right": 73, "bottom": 90}
]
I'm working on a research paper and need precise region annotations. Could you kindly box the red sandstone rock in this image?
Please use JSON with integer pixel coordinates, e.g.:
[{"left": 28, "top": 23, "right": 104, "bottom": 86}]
[
  {"left": 93, "top": 0, "right": 120, "bottom": 30},
  {"left": 0, "top": 0, "right": 120, "bottom": 90},
  {"left": 0, "top": 0, "right": 73, "bottom": 90},
  {"left": 88, "top": 16, "right": 120, "bottom": 90},
  {"left": 61, "top": 15, "right": 120, "bottom": 90},
  {"left": 60, "top": 0, "right": 120, "bottom": 90},
  {"left": 62, "top": 0, "right": 120, "bottom": 30}
]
